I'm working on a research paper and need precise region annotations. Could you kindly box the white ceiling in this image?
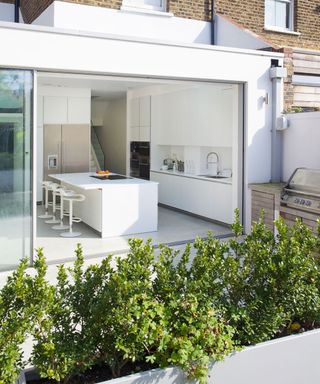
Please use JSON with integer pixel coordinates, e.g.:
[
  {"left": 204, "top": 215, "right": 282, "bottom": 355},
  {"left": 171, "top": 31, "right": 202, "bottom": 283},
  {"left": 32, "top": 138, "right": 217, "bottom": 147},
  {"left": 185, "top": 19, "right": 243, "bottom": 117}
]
[{"left": 37, "top": 72, "right": 176, "bottom": 101}]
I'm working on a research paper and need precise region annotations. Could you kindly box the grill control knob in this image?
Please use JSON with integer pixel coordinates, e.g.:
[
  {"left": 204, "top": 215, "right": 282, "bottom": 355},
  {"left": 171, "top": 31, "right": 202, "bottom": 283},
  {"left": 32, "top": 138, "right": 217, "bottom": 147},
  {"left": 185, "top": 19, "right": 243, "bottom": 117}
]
[{"left": 282, "top": 194, "right": 289, "bottom": 201}]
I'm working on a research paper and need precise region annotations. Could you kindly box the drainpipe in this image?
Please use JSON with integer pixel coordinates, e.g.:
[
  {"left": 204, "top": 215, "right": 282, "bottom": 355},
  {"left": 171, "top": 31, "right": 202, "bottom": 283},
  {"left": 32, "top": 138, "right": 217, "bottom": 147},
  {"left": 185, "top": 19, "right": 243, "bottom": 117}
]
[
  {"left": 14, "top": 0, "right": 20, "bottom": 23},
  {"left": 211, "top": 0, "right": 215, "bottom": 45},
  {"left": 270, "top": 63, "right": 287, "bottom": 182}
]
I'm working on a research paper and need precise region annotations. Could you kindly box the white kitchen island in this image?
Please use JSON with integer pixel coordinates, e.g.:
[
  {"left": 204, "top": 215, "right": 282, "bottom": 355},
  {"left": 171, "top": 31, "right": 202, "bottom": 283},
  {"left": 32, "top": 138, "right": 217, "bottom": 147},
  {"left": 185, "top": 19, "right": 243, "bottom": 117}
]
[{"left": 49, "top": 172, "right": 158, "bottom": 238}]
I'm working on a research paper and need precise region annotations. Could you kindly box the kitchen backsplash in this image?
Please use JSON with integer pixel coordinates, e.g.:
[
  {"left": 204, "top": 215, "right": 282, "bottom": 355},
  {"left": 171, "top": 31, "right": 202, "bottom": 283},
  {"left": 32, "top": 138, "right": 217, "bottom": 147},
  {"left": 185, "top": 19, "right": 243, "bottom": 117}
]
[{"left": 152, "top": 145, "right": 232, "bottom": 175}]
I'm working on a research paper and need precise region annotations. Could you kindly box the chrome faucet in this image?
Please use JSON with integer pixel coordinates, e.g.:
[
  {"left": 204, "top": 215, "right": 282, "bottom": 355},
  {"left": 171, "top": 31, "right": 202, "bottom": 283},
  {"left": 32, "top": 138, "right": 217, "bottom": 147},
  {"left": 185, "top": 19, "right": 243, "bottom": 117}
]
[{"left": 206, "top": 151, "right": 220, "bottom": 173}]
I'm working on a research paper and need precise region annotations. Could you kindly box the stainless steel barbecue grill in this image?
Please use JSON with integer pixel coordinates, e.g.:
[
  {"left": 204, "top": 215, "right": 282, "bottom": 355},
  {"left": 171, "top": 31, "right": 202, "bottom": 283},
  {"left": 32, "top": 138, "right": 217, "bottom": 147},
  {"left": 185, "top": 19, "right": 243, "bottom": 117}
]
[{"left": 280, "top": 168, "right": 320, "bottom": 229}]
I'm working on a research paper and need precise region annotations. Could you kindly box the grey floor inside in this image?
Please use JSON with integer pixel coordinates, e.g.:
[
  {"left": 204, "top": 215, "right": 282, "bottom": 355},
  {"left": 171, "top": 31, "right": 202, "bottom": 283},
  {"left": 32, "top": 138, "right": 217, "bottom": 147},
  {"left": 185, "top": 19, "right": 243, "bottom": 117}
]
[{"left": 36, "top": 205, "right": 232, "bottom": 264}]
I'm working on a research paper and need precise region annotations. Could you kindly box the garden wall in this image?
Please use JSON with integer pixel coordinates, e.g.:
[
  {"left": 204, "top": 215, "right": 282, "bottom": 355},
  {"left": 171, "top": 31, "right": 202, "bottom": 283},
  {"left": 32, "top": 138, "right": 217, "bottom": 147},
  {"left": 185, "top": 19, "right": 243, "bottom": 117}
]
[{"left": 283, "top": 112, "right": 320, "bottom": 181}]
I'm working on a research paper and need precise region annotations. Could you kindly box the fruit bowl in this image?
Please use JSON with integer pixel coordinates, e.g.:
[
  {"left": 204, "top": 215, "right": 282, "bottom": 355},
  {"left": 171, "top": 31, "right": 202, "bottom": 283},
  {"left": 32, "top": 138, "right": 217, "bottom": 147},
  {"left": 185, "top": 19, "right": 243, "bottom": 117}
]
[{"left": 96, "top": 170, "right": 110, "bottom": 175}]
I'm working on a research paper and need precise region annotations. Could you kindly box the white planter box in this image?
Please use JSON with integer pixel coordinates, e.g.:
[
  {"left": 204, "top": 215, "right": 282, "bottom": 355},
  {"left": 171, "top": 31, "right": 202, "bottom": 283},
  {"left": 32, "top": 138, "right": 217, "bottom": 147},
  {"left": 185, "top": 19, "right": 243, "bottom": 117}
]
[{"left": 20, "top": 329, "right": 320, "bottom": 384}]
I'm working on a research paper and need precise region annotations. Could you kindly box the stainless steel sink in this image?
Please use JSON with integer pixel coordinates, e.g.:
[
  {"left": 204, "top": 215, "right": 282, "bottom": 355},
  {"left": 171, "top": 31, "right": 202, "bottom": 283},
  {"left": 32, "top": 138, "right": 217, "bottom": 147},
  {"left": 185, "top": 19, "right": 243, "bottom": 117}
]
[{"left": 198, "top": 175, "right": 229, "bottom": 179}]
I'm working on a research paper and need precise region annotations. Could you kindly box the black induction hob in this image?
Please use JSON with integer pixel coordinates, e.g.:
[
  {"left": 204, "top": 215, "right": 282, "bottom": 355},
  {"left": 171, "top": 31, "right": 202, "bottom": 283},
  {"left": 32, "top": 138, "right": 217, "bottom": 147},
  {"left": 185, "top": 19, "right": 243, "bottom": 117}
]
[{"left": 90, "top": 175, "right": 131, "bottom": 181}]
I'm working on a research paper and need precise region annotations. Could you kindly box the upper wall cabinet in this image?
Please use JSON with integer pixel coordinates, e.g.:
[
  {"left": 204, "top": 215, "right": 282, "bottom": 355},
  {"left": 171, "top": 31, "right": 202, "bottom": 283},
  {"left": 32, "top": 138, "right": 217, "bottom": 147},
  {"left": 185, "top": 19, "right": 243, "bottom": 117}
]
[
  {"left": 129, "top": 96, "right": 151, "bottom": 141},
  {"left": 151, "top": 86, "right": 234, "bottom": 147},
  {"left": 43, "top": 96, "right": 91, "bottom": 125},
  {"left": 68, "top": 97, "right": 91, "bottom": 124},
  {"left": 43, "top": 96, "right": 68, "bottom": 124}
]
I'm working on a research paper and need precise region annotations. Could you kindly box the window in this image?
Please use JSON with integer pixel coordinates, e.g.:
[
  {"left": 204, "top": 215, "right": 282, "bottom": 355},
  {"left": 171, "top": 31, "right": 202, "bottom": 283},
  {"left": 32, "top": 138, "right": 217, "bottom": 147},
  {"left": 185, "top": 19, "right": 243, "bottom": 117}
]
[
  {"left": 0, "top": 69, "right": 33, "bottom": 271},
  {"left": 265, "top": 0, "right": 294, "bottom": 30},
  {"left": 122, "top": 0, "right": 166, "bottom": 12}
]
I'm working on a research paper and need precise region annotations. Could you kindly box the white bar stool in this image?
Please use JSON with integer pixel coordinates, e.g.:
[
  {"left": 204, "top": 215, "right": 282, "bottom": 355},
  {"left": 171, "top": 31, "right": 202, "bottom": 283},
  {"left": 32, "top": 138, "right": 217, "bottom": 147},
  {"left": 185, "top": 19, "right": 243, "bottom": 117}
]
[
  {"left": 38, "top": 181, "right": 54, "bottom": 219},
  {"left": 52, "top": 188, "right": 74, "bottom": 230},
  {"left": 60, "top": 193, "right": 86, "bottom": 238},
  {"left": 45, "top": 183, "right": 62, "bottom": 224}
]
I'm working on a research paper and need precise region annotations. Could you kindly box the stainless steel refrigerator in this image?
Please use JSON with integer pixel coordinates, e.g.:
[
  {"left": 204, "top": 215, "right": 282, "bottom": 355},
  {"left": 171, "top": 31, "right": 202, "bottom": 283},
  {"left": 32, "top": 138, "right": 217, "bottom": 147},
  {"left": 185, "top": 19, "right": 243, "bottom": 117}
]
[{"left": 43, "top": 124, "right": 90, "bottom": 182}]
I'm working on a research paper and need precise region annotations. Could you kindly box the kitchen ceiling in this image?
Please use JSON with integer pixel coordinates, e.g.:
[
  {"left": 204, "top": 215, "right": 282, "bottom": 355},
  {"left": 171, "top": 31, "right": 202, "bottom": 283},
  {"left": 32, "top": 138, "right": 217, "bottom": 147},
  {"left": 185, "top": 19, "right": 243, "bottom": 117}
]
[
  {"left": 38, "top": 72, "right": 174, "bottom": 101},
  {"left": 38, "top": 72, "right": 234, "bottom": 101}
]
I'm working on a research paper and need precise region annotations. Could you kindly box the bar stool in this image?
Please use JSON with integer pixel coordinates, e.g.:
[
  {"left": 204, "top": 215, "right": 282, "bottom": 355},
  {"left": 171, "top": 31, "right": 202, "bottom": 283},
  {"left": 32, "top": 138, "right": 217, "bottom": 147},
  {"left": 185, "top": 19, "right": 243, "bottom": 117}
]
[
  {"left": 38, "top": 181, "right": 54, "bottom": 219},
  {"left": 52, "top": 187, "right": 74, "bottom": 230},
  {"left": 45, "top": 183, "right": 63, "bottom": 224},
  {"left": 60, "top": 193, "right": 86, "bottom": 238}
]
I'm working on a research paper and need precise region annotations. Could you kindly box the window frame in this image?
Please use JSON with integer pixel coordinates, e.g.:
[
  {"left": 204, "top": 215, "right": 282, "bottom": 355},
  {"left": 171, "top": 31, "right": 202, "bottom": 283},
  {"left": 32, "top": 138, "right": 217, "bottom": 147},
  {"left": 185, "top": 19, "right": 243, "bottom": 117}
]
[
  {"left": 121, "top": 0, "right": 166, "bottom": 13},
  {"left": 265, "top": 0, "right": 294, "bottom": 32}
]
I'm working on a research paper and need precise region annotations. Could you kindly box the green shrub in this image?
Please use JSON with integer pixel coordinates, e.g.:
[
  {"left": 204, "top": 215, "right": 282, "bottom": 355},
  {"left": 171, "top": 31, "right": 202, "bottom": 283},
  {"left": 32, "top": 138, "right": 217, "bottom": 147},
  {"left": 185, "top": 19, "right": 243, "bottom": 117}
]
[
  {"left": 2, "top": 211, "right": 320, "bottom": 384},
  {"left": 0, "top": 249, "right": 51, "bottom": 384},
  {"left": 153, "top": 244, "right": 235, "bottom": 383},
  {"left": 31, "top": 240, "right": 235, "bottom": 384},
  {"left": 31, "top": 245, "right": 95, "bottom": 382},
  {"left": 218, "top": 210, "right": 320, "bottom": 345}
]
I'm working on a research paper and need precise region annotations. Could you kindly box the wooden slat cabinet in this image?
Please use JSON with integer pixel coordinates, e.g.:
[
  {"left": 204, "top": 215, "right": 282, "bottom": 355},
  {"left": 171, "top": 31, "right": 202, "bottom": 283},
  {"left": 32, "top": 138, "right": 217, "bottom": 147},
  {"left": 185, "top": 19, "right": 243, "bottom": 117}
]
[{"left": 250, "top": 183, "right": 284, "bottom": 232}]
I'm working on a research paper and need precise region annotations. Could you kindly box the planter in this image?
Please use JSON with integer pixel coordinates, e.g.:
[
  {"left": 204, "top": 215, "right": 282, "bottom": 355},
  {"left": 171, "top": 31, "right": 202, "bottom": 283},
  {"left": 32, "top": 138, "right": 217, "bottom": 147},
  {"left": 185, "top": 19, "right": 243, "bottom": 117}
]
[{"left": 20, "top": 329, "right": 320, "bottom": 384}]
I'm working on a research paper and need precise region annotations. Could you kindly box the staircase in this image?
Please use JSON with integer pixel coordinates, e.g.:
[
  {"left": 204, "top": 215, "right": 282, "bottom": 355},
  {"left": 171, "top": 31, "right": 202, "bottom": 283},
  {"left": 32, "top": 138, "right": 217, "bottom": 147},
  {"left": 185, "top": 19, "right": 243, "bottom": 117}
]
[{"left": 91, "top": 126, "right": 105, "bottom": 171}]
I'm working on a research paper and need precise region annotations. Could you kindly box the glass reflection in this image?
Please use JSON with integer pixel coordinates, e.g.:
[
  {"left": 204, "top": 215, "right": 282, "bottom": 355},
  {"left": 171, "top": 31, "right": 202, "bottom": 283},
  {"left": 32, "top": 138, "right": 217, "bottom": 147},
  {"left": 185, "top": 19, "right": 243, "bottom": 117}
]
[{"left": 0, "top": 70, "right": 33, "bottom": 271}]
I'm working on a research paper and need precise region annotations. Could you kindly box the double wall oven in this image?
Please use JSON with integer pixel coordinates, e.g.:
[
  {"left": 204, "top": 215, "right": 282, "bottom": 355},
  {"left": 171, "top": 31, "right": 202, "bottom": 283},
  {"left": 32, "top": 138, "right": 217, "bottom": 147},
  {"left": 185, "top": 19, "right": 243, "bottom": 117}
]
[{"left": 130, "top": 141, "right": 150, "bottom": 180}]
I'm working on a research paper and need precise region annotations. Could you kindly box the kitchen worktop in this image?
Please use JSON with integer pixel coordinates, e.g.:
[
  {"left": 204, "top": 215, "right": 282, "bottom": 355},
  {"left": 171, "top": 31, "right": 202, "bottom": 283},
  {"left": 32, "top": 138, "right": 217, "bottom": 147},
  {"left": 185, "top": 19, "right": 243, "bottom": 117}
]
[
  {"left": 48, "top": 172, "right": 158, "bottom": 238},
  {"left": 150, "top": 169, "right": 232, "bottom": 185},
  {"left": 49, "top": 172, "right": 158, "bottom": 190},
  {"left": 249, "top": 182, "right": 285, "bottom": 195}
]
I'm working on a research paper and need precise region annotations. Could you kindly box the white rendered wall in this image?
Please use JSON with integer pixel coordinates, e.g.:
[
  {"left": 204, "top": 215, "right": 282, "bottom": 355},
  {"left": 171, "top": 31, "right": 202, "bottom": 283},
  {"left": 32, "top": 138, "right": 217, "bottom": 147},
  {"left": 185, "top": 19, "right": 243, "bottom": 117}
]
[
  {"left": 283, "top": 112, "right": 320, "bottom": 181},
  {"left": 32, "top": 1, "right": 211, "bottom": 44},
  {"left": 0, "top": 22, "right": 283, "bottom": 232},
  {"left": 95, "top": 98, "right": 127, "bottom": 175},
  {"left": 215, "top": 15, "right": 271, "bottom": 50},
  {"left": 0, "top": 3, "right": 14, "bottom": 22}
]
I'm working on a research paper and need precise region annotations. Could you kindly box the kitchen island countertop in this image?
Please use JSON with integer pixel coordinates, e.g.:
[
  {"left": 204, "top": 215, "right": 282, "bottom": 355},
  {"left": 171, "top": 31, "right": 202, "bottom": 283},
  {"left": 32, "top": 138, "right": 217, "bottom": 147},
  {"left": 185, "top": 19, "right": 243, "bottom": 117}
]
[
  {"left": 49, "top": 172, "right": 158, "bottom": 190},
  {"left": 48, "top": 172, "right": 158, "bottom": 238}
]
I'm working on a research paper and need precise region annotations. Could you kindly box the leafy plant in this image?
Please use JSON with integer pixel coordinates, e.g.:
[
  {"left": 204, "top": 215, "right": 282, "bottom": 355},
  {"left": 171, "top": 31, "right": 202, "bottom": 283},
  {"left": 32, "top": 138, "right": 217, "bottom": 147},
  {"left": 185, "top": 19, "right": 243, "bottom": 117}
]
[
  {"left": 31, "top": 244, "right": 99, "bottom": 382},
  {"left": 153, "top": 244, "right": 235, "bottom": 383},
  {"left": 0, "top": 249, "right": 51, "bottom": 384},
  {"left": 217, "top": 210, "right": 320, "bottom": 345},
  {"left": 2, "top": 210, "right": 320, "bottom": 384}
]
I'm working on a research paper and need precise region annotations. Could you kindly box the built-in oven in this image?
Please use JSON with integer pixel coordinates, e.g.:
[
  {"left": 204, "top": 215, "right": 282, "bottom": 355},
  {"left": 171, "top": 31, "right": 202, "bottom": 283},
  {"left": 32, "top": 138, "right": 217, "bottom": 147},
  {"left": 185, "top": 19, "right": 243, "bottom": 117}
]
[{"left": 130, "top": 141, "right": 150, "bottom": 180}]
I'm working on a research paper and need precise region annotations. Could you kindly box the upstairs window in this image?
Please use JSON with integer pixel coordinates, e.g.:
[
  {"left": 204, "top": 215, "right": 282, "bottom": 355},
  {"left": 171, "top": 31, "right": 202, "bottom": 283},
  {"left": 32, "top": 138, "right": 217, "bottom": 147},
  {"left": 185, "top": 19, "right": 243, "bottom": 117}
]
[
  {"left": 265, "top": 0, "right": 294, "bottom": 30},
  {"left": 122, "top": 0, "right": 166, "bottom": 12}
]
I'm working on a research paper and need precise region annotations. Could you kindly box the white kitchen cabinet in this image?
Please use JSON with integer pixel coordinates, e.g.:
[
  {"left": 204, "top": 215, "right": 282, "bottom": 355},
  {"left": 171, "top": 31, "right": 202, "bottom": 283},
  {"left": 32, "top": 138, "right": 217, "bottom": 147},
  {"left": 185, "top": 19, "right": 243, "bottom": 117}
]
[
  {"left": 68, "top": 97, "right": 91, "bottom": 124},
  {"left": 43, "top": 96, "right": 68, "bottom": 124},
  {"left": 150, "top": 171, "right": 233, "bottom": 223},
  {"left": 140, "top": 124, "right": 151, "bottom": 142},
  {"left": 43, "top": 96, "right": 90, "bottom": 125},
  {"left": 139, "top": 96, "right": 151, "bottom": 127},
  {"left": 129, "top": 96, "right": 151, "bottom": 141},
  {"left": 130, "top": 98, "right": 140, "bottom": 127},
  {"left": 130, "top": 125, "right": 140, "bottom": 142},
  {"left": 151, "top": 85, "right": 233, "bottom": 147}
]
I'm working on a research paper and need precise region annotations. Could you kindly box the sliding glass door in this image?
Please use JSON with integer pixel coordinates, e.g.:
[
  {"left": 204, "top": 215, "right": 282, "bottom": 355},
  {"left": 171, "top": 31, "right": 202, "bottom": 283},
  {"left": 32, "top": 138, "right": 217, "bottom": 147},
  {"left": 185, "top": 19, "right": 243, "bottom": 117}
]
[{"left": 0, "top": 69, "right": 33, "bottom": 271}]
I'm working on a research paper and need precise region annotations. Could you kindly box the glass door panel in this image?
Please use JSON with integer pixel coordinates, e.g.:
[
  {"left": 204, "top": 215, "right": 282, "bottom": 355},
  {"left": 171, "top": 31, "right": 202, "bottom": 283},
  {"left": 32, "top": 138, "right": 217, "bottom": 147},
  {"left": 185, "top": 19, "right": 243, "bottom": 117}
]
[{"left": 0, "top": 70, "right": 33, "bottom": 271}]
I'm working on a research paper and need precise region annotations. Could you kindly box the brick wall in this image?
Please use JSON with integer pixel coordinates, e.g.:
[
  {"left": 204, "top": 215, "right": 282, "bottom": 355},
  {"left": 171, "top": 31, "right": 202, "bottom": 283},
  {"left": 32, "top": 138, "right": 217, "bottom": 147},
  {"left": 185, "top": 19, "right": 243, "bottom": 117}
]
[
  {"left": 281, "top": 48, "right": 294, "bottom": 112},
  {"left": 215, "top": 0, "right": 320, "bottom": 50},
  {"left": 168, "top": 0, "right": 211, "bottom": 21},
  {"left": 20, "top": 0, "right": 211, "bottom": 23}
]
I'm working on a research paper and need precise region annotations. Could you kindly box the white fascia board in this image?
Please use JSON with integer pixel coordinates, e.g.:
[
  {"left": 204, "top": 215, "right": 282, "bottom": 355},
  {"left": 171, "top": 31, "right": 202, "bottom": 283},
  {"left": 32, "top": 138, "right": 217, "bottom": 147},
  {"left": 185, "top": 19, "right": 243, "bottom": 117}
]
[
  {"left": 0, "top": 22, "right": 282, "bottom": 84},
  {"left": 292, "top": 75, "right": 320, "bottom": 86},
  {"left": 0, "top": 21, "right": 283, "bottom": 61}
]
